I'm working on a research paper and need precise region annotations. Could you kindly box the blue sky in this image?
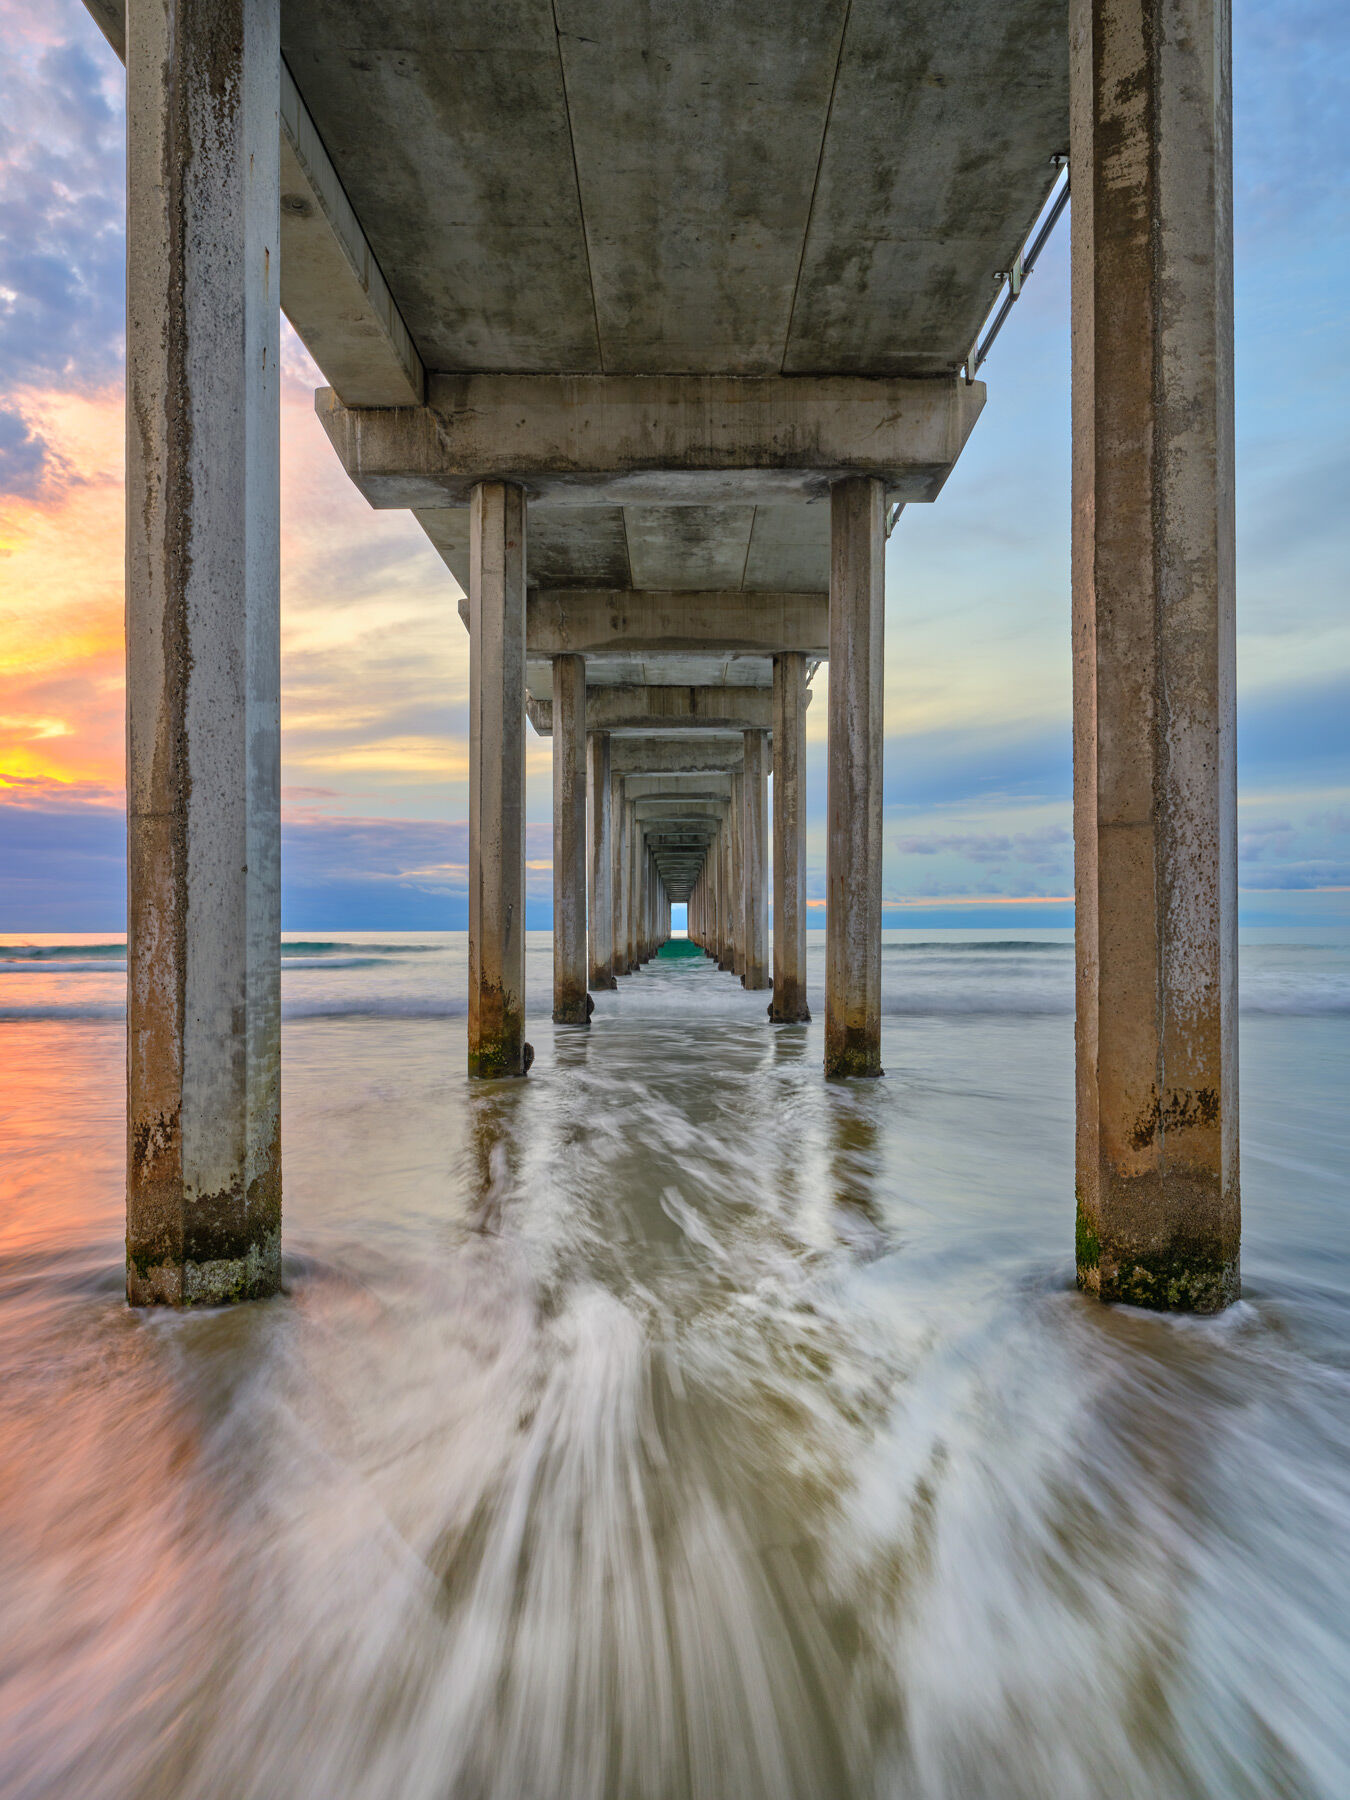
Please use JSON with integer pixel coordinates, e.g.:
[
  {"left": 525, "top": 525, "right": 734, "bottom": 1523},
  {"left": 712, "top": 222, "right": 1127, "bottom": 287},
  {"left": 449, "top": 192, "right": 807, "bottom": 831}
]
[{"left": 0, "top": 0, "right": 1346, "bottom": 932}]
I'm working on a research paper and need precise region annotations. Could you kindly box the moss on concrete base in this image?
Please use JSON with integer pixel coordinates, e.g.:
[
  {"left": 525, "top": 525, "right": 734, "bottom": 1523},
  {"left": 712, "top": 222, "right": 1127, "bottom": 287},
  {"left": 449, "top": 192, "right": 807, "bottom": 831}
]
[{"left": 127, "top": 1229, "right": 282, "bottom": 1307}]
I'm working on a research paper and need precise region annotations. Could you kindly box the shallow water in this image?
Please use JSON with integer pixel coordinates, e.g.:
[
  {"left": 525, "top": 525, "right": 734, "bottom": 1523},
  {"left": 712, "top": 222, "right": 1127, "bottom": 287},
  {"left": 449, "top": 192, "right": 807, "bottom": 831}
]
[{"left": 1, "top": 933, "right": 1348, "bottom": 1800}]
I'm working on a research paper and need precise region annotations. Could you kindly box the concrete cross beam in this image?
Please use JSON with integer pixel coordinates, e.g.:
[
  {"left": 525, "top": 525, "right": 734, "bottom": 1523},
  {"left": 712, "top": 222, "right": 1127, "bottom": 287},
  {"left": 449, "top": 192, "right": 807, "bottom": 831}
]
[
  {"left": 315, "top": 373, "right": 985, "bottom": 508},
  {"left": 454, "top": 589, "right": 829, "bottom": 657},
  {"left": 632, "top": 800, "right": 728, "bottom": 823},
  {"left": 622, "top": 776, "right": 733, "bottom": 801},
  {"left": 82, "top": 1, "right": 424, "bottom": 408},
  {"left": 610, "top": 737, "right": 756, "bottom": 775},
  {"left": 528, "top": 684, "right": 789, "bottom": 736}
]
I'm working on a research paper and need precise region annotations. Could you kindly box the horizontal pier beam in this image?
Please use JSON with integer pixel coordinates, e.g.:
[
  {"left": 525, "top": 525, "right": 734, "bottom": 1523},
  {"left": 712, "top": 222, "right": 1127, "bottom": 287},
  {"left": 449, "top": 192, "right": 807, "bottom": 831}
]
[
  {"left": 611, "top": 737, "right": 754, "bottom": 775},
  {"left": 528, "top": 684, "right": 781, "bottom": 737},
  {"left": 621, "top": 776, "right": 733, "bottom": 801},
  {"left": 315, "top": 373, "right": 985, "bottom": 508},
  {"left": 522, "top": 590, "right": 827, "bottom": 656}
]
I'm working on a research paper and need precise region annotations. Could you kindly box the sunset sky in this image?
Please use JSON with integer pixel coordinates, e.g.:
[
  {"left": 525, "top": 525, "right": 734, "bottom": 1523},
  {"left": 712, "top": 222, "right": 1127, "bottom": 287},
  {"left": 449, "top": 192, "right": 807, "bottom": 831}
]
[{"left": 1, "top": 0, "right": 1347, "bottom": 931}]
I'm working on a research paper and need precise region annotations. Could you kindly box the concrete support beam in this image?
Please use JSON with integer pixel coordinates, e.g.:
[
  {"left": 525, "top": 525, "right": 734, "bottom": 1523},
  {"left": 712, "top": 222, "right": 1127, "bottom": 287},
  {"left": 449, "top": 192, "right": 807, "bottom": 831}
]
[
  {"left": 551, "top": 654, "right": 589, "bottom": 1024},
  {"left": 527, "top": 684, "right": 781, "bottom": 737},
  {"left": 277, "top": 64, "right": 425, "bottom": 406},
  {"left": 742, "top": 731, "right": 769, "bottom": 990},
  {"left": 587, "top": 732, "right": 616, "bottom": 990},
  {"left": 771, "top": 652, "right": 811, "bottom": 1022},
  {"left": 631, "top": 800, "right": 727, "bottom": 824},
  {"left": 825, "top": 477, "right": 885, "bottom": 1078},
  {"left": 523, "top": 590, "right": 829, "bottom": 658},
  {"left": 1071, "top": 0, "right": 1238, "bottom": 1310},
  {"left": 315, "top": 373, "right": 985, "bottom": 508},
  {"left": 83, "top": 1, "right": 424, "bottom": 409},
  {"left": 610, "top": 737, "right": 751, "bottom": 777},
  {"left": 468, "top": 483, "right": 529, "bottom": 1077},
  {"left": 124, "top": 0, "right": 281, "bottom": 1305},
  {"left": 622, "top": 776, "right": 733, "bottom": 802}
]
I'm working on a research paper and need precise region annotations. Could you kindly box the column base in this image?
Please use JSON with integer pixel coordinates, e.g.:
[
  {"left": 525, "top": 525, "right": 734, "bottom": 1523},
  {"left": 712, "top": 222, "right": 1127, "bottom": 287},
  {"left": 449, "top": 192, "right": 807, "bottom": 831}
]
[
  {"left": 468, "top": 1034, "right": 533, "bottom": 1079},
  {"left": 1075, "top": 1189, "right": 1240, "bottom": 1313},
  {"left": 553, "top": 987, "right": 591, "bottom": 1025},
  {"left": 824, "top": 1026, "right": 883, "bottom": 1079},
  {"left": 770, "top": 999, "right": 811, "bottom": 1024},
  {"left": 127, "top": 1229, "right": 281, "bottom": 1308}
]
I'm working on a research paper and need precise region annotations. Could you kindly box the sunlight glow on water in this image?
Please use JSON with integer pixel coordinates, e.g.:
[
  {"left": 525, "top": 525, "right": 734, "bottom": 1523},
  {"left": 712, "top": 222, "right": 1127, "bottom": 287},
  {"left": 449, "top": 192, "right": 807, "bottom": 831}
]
[{"left": 1, "top": 934, "right": 1347, "bottom": 1799}]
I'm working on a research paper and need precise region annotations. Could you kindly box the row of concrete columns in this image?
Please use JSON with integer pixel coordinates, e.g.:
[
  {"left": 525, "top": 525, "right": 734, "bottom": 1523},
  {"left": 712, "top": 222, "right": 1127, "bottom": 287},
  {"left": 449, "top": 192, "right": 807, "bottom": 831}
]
[{"left": 120, "top": 0, "right": 1237, "bottom": 1309}]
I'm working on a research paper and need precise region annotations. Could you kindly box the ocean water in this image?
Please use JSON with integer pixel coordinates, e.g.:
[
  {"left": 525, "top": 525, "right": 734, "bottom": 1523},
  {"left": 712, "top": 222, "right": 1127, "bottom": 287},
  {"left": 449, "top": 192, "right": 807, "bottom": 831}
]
[{"left": 1, "top": 929, "right": 1348, "bottom": 1800}]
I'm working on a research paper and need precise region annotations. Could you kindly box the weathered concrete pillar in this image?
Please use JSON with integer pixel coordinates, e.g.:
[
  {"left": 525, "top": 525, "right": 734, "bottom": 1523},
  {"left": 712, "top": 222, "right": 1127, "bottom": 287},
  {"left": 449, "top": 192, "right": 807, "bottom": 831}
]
[
  {"left": 730, "top": 773, "right": 745, "bottom": 981},
  {"left": 825, "top": 476, "right": 885, "bottom": 1077},
  {"left": 771, "top": 653, "right": 811, "bottom": 1021},
  {"left": 628, "top": 805, "right": 641, "bottom": 968},
  {"left": 587, "top": 732, "right": 616, "bottom": 989},
  {"left": 468, "top": 481, "right": 529, "bottom": 1077},
  {"left": 1071, "top": 0, "right": 1238, "bottom": 1309},
  {"left": 610, "top": 769, "right": 628, "bottom": 976},
  {"left": 551, "top": 654, "right": 589, "bottom": 1023},
  {"left": 742, "top": 730, "right": 769, "bottom": 989},
  {"left": 125, "top": 0, "right": 281, "bottom": 1306}
]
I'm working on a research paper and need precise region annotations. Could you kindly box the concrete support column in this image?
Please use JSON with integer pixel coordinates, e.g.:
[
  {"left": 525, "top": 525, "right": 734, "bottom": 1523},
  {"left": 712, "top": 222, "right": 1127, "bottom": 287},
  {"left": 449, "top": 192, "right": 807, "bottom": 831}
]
[
  {"left": 720, "top": 815, "right": 733, "bottom": 971},
  {"left": 616, "top": 773, "right": 631, "bottom": 976},
  {"left": 587, "top": 733, "right": 616, "bottom": 989},
  {"left": 730, "top": 774, "right": 745, "bottom": 980},
  {"left": 742, "top": 730, "right": 769, "bottom": 990},
  {"left": 1070, "top": 0, "right": 1238, "bottom": 1309},
  {"left": 551, "top": 654, "right": 589, "bottom": 1024},
  {"left": 468, "top": 481, "right": 529, "bottom": 1077},
  {"left": 771, "top": 653, "right": 811, "bottom": 1021},
  {"left": 628, "top": 807, "right": 641, "bottom": 968},
  {"left": 825, "top": 476, "right": 885, "bottom": 1078},
  {"left": 125, "top": 0, "right": 282, "bottom": 1306}
]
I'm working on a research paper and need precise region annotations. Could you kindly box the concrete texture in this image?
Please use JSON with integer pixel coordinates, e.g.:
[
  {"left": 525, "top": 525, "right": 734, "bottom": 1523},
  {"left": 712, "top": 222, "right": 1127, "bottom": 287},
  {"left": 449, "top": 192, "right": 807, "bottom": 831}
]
[
  {"left": 552, "top": 655, "right": 589, "bottom": 1023},
  {"left": 315, "top": 374, "right": 985, "bottom": 508},
  {"left": 1070, "top": 0, "right": 1238, "bottom": 1311},
  {"left": 527, "top": 684, "right": 777, "bottom": 737},
  {"left": 280, "top": 0, "right": 1067, "bottom": 377},
  {"left": 587, "top": 732, "right": 616, "bottom": 990},
  {"left": 124, "top": 0, "right": 282, "bottom": 1307},
  {"left": 742, "top": 732, "right": 769, "bottom": 990},
  {"left": 610, "top": 738, "right": 750, "bottom": 777},
  {"left": 771, "top": 653, "right": 811, "bottom": 1022},
  {"left": 468, "top": 483, "right": 529, "bottom": 1077},
  {"left": 82, "top": 1, "right": 424, "bottom": 409},
  {"left": 522, "top": 590, "right": 829, "bottom": 658},
  {"left": 825, "top": 478, "right": 885, "bottom": 1078}
]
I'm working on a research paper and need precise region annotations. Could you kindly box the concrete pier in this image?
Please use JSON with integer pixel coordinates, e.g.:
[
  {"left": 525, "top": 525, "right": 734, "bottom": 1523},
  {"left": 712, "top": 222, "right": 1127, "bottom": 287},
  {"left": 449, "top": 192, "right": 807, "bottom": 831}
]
[
  {"left": 825, "top": 478, "right": 886, "bottom": 1078},
  {"left": 124, "top": 0, "right": 282, "bottom": 1306},
  {"left": 94, "top": 0, "right": 1248, "bottom": 1312},
  {"left": 587, "top": 733, "right": 616, "bottom": 990},
  {"left": 1070, "top": 0, "right": 1238, "bottom": 1309},
  {"left": 468, "top": 482, "right": 529, "bottom": 1077},
  {"left": 771, "top": 654, "right": 810, "bottom": 1022},
  {"left": 552, "top": 654, "right": 589, "bottom": 1024},
  {"left": 742, "top": 731, "right": 769, "bottom": 990}
]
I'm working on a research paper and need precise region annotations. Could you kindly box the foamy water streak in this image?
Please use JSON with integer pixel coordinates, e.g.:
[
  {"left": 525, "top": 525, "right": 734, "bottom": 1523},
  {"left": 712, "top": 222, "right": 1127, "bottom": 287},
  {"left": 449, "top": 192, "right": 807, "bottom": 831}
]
[{"left": 0, "top": 938, "right": 1347, "bottom": 1798}]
